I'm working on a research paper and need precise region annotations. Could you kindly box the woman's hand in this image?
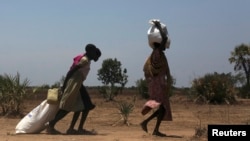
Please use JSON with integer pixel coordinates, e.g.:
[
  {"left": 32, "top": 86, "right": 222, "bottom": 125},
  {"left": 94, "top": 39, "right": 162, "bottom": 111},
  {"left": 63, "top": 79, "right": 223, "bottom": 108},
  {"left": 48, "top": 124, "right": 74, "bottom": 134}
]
[{"left": 153, "top": 21, "right": 167, "bottom": 50}]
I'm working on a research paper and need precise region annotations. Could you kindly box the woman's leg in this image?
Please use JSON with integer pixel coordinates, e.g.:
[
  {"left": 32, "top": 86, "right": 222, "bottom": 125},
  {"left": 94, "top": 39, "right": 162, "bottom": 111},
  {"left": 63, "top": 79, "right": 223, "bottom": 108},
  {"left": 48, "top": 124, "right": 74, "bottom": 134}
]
[
  {"left": 140, "top": 107, "right": 159, "bottom": 133},
  {"left": 78, "top": 109, "right": 97, "bottom": 135},
  {"left": 47, "top": 109, "right": 69, "bottom": 134},
  {"left": 152, "top": 105, "right": 166, "bottom": 136},
  {"left": 78, "top": 110, "right": 89, "bottom": 130},
  {"left": 77, "top": 85, "right": 93, "bottom": 131},
  {"left": 80, "top": 85, "right": 95, "bottom": 110},
  {"left": 77, "top": 85, "right": 96, "bottom": 134},
  {"left": 68, "top": 112, "right": 81, "bottom": 128},
  {"left": 66, "top": 85, "right": 86, "bottom": 134}
]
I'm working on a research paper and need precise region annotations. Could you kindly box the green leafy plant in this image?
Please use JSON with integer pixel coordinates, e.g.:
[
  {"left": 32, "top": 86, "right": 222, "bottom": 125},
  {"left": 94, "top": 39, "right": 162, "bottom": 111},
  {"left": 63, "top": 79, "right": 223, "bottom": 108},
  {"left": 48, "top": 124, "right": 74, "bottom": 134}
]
[
  {"left": 98, "top": 85, "right": 120, "bottom": 101},
  {"left": 135, "top": 78, "right": 149, "bottom": 99},
  {"left": 0, "top": 72, "right": 30, "bottom": 116},
  {"left": 191, "top": 72, "right": 237, "bottom": 104},
  {"left": 113, "top": 96, "right": 136, "bottom": 126},
  {"left": 97, "top": 58, "right": 128, "bottom": 101}
]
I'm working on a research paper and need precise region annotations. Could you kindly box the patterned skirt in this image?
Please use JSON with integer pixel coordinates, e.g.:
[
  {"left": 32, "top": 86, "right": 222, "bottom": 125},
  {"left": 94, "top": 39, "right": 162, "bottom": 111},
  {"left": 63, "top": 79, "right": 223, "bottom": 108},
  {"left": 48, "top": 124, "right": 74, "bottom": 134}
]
[{"left": 141, "top": 75, "right": 172, "bottom": 121}]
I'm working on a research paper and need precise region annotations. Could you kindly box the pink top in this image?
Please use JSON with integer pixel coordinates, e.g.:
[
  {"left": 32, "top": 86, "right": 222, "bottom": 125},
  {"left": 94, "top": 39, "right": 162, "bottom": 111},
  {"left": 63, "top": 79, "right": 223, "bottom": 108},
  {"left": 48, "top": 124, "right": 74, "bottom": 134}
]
[
  {"left": 78, "top": 56, "right": 91, "bottom": 81},
  {"left": 70, "top": 53, "right": 85, "bottom": 70},
  {"left": 70, "top": 53, "right": 90, "bottom": 82}
]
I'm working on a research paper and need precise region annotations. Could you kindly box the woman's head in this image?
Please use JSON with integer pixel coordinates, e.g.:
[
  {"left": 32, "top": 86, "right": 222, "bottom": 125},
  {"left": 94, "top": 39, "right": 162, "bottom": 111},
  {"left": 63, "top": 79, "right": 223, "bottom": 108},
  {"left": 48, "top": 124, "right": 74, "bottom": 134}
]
[
  {"left": 153, "top": 42, "right": 166, "bottom": 51},
  {"left": 85, "top": 44, "right": 101, "bottom": 62},
  {"left": 95, "top": 48, "right": 101, "bottom": 61}
]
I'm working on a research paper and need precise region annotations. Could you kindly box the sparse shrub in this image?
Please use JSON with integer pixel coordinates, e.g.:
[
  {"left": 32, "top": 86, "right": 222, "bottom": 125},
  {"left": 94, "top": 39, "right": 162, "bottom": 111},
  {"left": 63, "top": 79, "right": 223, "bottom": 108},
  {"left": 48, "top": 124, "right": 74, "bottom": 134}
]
[
  {"left": 51, "top": 81, "right": 61, "bottom": 88},
  {"left": 41, "top": 84, "right": 50, "bottom": 89},
  {"left": 117, "top": 101, "right": 134, "bottom": 125},
  {"left": 135, "top": 78, "right": 149, "bottom": 99},
  {"left": 239, "top": 84, "right": 250, "bottom": 98},
  {"left": 194, "top": 111, "right": 207, "bottom": 138},
  {"left": 191, "top": 72, "right": 237, "bottom": 104},
  {"left": 98, "top": 85, "right": 120, "bottom": 101},
  {"left": 194, "top": 126, "right": 207, "bottom": 138},
  {"left": 113, "top": 96, "right": 136, "bottom": 126},
  {"left": 0, "top": 72, "right": 30, "bottom": 116}
]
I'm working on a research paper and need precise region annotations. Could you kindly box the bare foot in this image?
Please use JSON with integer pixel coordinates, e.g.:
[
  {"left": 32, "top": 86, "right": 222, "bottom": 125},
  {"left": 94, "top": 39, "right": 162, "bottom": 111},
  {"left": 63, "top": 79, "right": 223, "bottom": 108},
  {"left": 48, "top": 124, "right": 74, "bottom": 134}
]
[
  {"left": 140, "top": 121, "right": 148, "bottom": 133},
  {"left": 46, "top": 126, "right": 61, "bottom": 135},
  {"left": 152, "top": 131, "right": 167, "bottom": 137}
]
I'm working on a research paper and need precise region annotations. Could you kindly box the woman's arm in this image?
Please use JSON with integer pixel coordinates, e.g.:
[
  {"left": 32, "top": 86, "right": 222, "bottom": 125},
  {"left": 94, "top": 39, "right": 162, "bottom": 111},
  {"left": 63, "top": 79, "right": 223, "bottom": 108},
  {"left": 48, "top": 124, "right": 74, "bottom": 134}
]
[
  {"left": 153, "top": 21, "right": 168, "bottom": 50},
  {"left": 165, "top": 57, "right": 172, "bottom": 96}
]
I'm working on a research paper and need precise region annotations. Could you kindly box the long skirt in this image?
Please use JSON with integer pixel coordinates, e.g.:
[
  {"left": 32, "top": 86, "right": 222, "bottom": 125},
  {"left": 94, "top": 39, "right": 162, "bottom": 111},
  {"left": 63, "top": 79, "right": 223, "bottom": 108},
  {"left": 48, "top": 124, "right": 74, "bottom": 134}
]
[
  {"left": 59, "top": 70, "right": 84, "bottom": 112},
  {"left": 141, "top": 75, "right": 172, "bottom": 121},
  {"left": 80, "top": 85, "right": 95, "bottom": 110}
]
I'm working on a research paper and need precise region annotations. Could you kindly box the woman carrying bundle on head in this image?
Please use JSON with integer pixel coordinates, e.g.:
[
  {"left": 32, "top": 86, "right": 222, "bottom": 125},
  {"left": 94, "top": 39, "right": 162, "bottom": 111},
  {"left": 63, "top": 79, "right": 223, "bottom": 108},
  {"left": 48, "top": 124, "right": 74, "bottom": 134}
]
[{"left": 140, "top": 19, "right": 172, "bottom": 137}]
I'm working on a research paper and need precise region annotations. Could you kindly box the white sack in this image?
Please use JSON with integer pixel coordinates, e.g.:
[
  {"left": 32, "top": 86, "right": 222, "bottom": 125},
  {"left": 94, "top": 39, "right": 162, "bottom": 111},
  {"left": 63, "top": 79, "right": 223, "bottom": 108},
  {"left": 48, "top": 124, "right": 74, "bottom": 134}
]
[
  {"left": 15, "top": 100, "right": 59, "bottom": 134},
  {"left": 147, "top": 19, "right": 171, "bottom": 49}
]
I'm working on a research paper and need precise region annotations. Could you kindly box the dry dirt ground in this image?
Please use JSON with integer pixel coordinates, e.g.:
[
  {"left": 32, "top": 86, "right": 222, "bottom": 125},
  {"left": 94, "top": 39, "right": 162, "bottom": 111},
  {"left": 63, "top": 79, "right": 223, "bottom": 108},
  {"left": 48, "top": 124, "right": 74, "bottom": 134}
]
[{"left": 1, "top": 89, "right": 250, "bottom": 141}]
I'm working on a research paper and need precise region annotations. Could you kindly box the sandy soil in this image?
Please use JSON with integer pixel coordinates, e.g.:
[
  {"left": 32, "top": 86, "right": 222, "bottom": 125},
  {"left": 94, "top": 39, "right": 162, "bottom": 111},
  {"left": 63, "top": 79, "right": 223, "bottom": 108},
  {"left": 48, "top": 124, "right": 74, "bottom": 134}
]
[{"left": 1, "top": 89, "right": 250, "bottom": 141}]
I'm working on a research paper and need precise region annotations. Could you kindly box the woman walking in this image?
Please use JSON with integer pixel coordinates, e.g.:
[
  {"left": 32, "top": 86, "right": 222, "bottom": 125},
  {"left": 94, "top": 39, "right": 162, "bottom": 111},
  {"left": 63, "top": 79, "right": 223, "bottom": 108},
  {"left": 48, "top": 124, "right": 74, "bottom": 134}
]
[
  {"left": 47, "top": 44, "right": 101, "bottom": 134},
  {"left": 140, "top": 20, "right": 172, "bottom": 137},
  {"left": 66, "top": 50, "right": 100, "bottom": 135}
]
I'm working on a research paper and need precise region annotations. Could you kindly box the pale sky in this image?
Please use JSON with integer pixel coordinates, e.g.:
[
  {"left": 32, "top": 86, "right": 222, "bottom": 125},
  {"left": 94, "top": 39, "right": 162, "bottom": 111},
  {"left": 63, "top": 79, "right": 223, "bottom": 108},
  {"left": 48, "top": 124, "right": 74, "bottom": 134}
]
[{"left": 1, "top": 0, "right": 250, "bottom": 87}]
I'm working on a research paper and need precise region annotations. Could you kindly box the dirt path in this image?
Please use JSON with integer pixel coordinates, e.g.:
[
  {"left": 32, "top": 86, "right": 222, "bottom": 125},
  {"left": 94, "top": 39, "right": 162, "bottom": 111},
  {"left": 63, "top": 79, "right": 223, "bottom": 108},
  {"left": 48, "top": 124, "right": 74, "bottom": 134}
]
[{"left": 1, "top": 92, "right": 250, "bottom": 141}]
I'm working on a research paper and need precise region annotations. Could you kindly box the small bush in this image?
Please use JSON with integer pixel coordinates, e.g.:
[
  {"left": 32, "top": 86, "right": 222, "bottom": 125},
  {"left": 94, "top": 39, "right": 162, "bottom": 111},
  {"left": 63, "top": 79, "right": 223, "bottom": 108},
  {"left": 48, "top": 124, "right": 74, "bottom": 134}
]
[
  {"left": 135, "top": 78, "right": 149, "bottom": 99},
  {"left": 239, "top": 85, "right": 250, "bottom": 98},
  {"left": 0, "top": 72, "right": 30, "bottom": 116},
  {"left": 194, "top": 126, "right": 207, "bottom": 138},
  {"left": 98, "top": 85, "right": 120, "bottom": 101},
  {"left": 114, "top": 96, "right": 136, "bottom": 126},
  {"left": 191, "top": 72, "right": 237, "bottom": 104}
]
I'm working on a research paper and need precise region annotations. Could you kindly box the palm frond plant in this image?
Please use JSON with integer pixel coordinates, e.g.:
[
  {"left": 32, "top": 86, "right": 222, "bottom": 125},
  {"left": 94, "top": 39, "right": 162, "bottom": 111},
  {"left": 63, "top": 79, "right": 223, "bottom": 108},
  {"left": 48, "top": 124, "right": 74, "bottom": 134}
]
[
  {"left": 113, "top": 95, "right": 136, "bottom": 126},
  {"left": 0, "top": 72, "right": 30, "bottom": 116}
]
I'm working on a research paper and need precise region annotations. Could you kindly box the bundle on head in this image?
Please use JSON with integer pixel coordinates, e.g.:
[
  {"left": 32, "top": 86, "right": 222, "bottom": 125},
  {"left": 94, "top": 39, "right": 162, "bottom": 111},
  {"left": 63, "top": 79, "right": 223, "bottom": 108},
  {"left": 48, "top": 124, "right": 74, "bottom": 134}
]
[{"left": 147, "top": 19, "right": 171, "bottom": 50}]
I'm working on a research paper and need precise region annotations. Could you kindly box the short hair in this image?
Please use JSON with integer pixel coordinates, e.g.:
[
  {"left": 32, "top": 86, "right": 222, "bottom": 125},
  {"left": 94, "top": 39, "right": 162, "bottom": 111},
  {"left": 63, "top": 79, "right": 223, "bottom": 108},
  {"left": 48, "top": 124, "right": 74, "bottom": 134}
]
[
  {"left": 85, "top": 44, "right": 96, "bottom": 53},
  {"left": 96, "top": 48, "right": 101, "bottom": 58}
]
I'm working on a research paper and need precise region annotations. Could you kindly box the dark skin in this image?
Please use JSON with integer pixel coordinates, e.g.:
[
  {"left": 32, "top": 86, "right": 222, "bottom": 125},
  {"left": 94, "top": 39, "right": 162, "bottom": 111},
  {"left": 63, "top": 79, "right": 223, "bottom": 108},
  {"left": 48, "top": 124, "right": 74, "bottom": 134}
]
[
  {"left": 152, "top": 21, "right": 168, "bottom": 51},
  {"left": 67, "top": 85, "right": 94, "bottom": 134},
  {"left": 62, "top": 48, "right": 100, "bottom": 92},
  {"left": 67, "top": 49, "right": 101, "bottom": 134},
  {"left": 152, "top": 21, "right": 171, "bottom": 93},
  {"left": 140, "top": 21, "right": 171, "bottom": 137},
  {"left": 47, "top": 47, "right": 101, "bottom": 135}
]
